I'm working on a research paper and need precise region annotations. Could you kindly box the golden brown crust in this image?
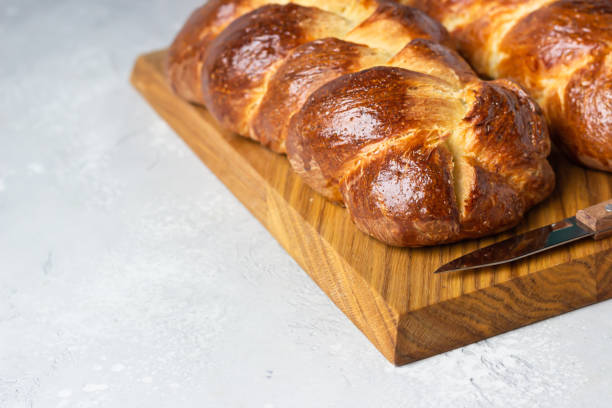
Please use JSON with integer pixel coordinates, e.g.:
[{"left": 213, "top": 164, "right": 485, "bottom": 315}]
[
  {"left": 167, "top": 0, "right": 555, "bottom": 246},
  {"left": 551, "top": 53, "right": 612, "bottom": 170},
  {"left": 202, "top": 4, "right": 350, "bottom": 136},
  {"left": 458, "top": 159, "right": 526, "bottom": 237},
  {"left": 498, "top": 1, "right": 611, "bottom": 85},
  {"left": 250, "top": 39, "right": 380, "bottom": 152},
  {"left": 286, "top": 66, "right": 462, "bottom": 201},
  {"left": 340, "top": 137, "right": 460, "bottom": 246},
  {"left": 401, "top": 0, "right": 612, "bottom": 171},
  {"left": 389, "top": 38, "right": 476, "bottom": 87},
  {"left": 167, "top": 0, "right": 266, "bottom": 104},
  {"left": 345, "top": 0, "right": 452, "bottom": 53},
  {"left": 460, "top": 79, "right": 555, "bottom": 209},
  {"left": 462, "top": 80, "right": 550, "bottom": 172}
]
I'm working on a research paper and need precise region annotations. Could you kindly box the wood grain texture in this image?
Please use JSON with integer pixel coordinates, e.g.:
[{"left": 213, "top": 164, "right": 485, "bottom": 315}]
[
  {"left": 576, "top": 199, "right": 612, "bottom": 239},
  {"left": 131, "top": 50, "right": 612, "bottom": 365}
]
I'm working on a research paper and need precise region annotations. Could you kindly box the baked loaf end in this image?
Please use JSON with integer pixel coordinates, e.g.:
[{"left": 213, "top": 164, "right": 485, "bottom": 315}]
[
  {"left": 403, "top": 0, "right": 612, "bottom": 172},
  {"left": 168, "top": 0, "right": 555, "bottom": 246}
]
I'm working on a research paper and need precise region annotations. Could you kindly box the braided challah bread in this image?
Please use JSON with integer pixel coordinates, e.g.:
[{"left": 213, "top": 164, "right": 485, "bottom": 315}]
[
  {"left": 400, "top": 0, "right": 612, "bottom": 172},
  {"left": 168, "top": 0, "right": 555, "bottom": 246}
]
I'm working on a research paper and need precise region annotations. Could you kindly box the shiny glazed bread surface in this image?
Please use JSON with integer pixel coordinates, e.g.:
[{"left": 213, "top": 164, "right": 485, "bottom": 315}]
[
  {"left": 402, "top": 0, "right": 612, "bottom": 172},
  {"left": 168, "top": 0, "right": 555, "bottom": 246}
]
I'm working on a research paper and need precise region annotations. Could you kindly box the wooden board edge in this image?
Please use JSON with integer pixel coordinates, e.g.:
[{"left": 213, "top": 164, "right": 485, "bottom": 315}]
[{"left": 393, "top": 250, "right": 612, "bottom": 365}]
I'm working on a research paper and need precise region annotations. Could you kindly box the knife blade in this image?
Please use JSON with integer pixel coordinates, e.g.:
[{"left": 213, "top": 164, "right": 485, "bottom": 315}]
[{"left": 435, "top": 200, "right": 612, "bottom": 274}]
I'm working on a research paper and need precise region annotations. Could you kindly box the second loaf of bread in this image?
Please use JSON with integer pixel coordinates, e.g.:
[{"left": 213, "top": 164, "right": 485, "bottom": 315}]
[{"left": 168, "top": 0, "right": 555, "bottom": 246}]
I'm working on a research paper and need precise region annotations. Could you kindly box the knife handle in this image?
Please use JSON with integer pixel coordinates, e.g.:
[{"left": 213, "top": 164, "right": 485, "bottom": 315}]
[{"left": 576, "top": 199, "right": 612, "bottom": 240}]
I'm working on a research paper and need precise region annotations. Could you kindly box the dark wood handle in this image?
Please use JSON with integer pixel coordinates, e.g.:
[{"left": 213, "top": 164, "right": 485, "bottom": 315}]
[{"left": 576, "top": 199, "right": 612, "bottom": 240}]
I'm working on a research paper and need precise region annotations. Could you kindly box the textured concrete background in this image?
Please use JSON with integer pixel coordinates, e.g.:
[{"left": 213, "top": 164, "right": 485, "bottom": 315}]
[{"left": 1, "top": 1, "right": 611, "bottom": 407}]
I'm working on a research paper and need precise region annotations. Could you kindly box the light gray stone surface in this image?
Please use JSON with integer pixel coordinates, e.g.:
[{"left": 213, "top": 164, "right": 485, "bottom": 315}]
[{"left": 1, "top": 1, "right": 611, "bottom": 407}]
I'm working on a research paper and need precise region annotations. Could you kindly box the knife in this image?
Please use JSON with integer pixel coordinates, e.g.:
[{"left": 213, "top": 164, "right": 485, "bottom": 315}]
[{"left": 435, "top": 199, "right": 612, "bottom": 274}]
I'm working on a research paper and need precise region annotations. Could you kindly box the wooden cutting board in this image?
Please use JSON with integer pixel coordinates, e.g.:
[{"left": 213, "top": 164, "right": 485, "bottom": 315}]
[{"left": 131, "top": 50, "right": 612, "bottom": 366}]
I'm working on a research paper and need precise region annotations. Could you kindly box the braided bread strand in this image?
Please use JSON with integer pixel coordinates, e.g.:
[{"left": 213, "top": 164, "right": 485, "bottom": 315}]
[{"left": 168, "top": 0, "right": 554, "bottom": 246}]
